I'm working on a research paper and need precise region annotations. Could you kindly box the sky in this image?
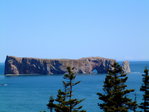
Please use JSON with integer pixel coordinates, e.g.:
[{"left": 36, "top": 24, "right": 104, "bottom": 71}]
[{"left": 0, "top": 0, "right": 149, "bottom": 62}]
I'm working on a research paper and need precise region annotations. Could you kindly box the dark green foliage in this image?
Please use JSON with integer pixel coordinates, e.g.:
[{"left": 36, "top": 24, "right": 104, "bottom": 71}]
[
  {"left": 132, "top": 93, "right": 138, "bottom": 112},
  {"left": 47, "top": 96, "right": 55, "bottom": 112},
  {"left": 47, "top": 67, "right": 86, "bottom": 112},
  {"left": 97, "top": 63, "right": 137, "bottom": 112},
  {"left": 140, "top": 68, "right": 149, "bottom": 112}
]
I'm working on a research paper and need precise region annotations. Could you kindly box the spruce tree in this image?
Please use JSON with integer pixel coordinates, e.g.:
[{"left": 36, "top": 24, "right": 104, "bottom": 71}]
[
  {"left": 47, "top": 67, "right": 86, "bottom": 112},
  {"left": 132, "top": 93, "right": 138, "bottom": 112},
  {"left": 97, "top": 62, "right": 136, "bottom": 112},
  {"left": 140, "top": 68, "right": 149, "bottom": 112}
]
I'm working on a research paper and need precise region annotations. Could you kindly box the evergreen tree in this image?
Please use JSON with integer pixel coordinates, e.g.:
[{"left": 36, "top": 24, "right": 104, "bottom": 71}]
[
  {"left": 132, "top": 93, "right": 138, "bottom": 112},
  {"left": 140, "top": 68, "right": 149, "bottom": 112},
  {"left": 97, "top": 62, "right": 136, "bottom": 112},
  {"left": 47, "top": 67, "right": 86, "bottom": 112}
]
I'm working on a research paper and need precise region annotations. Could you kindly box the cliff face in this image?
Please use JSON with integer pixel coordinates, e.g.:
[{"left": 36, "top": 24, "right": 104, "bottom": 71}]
[
  {"left": 4, "top": 56, "right": 130, "bottom": 75},
  {"left": 122, "top": 61, "right": 131, "bottom": 74}
]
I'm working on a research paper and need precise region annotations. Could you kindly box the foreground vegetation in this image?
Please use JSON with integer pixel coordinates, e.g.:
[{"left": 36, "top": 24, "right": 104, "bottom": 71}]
[
  {"left": 47, "top": 67, "right": 86, "bottom": 112},
  {"left": 41, "top": 63, "right": 148, "bottom": 112},
  {"left": 97, "top": 63, "right": 137, "bottom": 112}
]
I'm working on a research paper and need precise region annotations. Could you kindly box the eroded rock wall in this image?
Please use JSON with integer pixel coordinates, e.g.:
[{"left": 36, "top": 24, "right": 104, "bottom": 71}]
[
  {"left": 122, "top": 61, "right": 131, "bottom": 74},
  {"left": 4, "top": 56, "right": 130, "bottom": 75}
]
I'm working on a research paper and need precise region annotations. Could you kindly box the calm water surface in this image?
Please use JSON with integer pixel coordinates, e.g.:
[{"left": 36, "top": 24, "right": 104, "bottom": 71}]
[{"left": 0, "top": 61, "right": 149, "bottom": 112}]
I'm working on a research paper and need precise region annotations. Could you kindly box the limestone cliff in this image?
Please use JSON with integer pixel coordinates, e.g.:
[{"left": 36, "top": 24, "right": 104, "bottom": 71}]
[
  {"left": 4, "top": 56, "right": 130, "bottom": 75},
  {"left": 122, "top": 61, "right": 131, "bottom": 74}
]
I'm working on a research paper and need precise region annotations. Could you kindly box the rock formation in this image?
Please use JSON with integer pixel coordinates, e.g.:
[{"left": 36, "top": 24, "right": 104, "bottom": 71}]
[
  {"left": 122, "top": 61, "right": 131, "bottom": 74},
  {"left": 4, "top": 56, "right": 131, "bottom": 75}
]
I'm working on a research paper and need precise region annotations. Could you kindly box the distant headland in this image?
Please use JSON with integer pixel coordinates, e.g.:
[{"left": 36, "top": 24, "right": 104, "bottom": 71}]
[{"left": 4, "top": 56, "right": 130, "bottom": 76}]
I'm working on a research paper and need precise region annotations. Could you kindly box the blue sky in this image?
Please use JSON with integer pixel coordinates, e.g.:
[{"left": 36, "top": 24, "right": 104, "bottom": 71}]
[{"left": 0, "top": 0, "right": 149, "bottom": 62}]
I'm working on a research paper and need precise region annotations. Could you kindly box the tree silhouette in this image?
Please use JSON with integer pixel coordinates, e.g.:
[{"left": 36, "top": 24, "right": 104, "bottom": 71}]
[
  {"left": 97, "top": 63, "right": 137, "bottom": 112},
  {"left": 47, "top": 67, "right": 86, "bottom": 112},
  {"left": 140, "top": 68, "right": 149, "bottom": 112}
]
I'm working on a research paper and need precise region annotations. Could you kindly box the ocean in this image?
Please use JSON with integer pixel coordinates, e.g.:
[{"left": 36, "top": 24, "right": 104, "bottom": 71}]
[{"left": 0, "top": 61, "right": 149, "bottom": 112}]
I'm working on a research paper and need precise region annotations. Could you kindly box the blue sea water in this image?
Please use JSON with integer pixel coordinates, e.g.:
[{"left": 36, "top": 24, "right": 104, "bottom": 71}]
[{"left": 0, "top": 61, "right": 149, "bottom": 112}]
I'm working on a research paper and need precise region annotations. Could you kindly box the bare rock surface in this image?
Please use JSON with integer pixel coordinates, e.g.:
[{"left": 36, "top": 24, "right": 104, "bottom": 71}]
[
  {"left": 4, "top": 56, "right": 130, "bottom": 75},
  {"left": 122, "top": 61, "right": 131, "bottom": 74}
]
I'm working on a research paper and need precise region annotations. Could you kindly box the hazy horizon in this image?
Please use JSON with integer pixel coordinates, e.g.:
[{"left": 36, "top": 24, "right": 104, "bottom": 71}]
[{"left": 1, "top": 0, "right": 148, "bottom": 62}]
